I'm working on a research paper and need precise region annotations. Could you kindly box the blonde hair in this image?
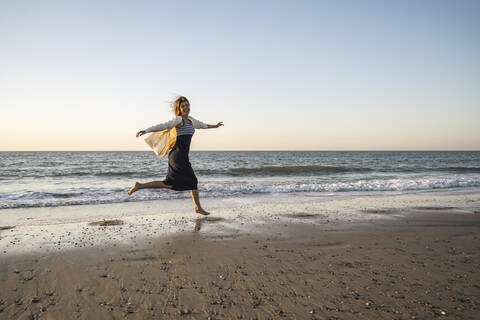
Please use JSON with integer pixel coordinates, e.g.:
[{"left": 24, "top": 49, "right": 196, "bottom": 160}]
[{"left": 172, "top": 96, "right": 189, "bottom": 116}]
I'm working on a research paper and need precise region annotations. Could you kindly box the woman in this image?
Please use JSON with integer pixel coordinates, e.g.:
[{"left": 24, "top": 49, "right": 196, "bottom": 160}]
[{"left": 128, "top": 96, "right": 223, "bottom": 215}]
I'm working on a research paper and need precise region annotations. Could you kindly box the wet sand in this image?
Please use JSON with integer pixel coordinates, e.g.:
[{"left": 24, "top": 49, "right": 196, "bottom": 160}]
[{"left": 1, "top": 211, "right": 480, "bottom": 320}]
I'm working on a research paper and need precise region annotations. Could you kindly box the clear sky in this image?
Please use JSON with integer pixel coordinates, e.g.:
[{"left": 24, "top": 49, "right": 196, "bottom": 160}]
[{"left": 1, "top": 0, "right": 479, "bottom": 151}]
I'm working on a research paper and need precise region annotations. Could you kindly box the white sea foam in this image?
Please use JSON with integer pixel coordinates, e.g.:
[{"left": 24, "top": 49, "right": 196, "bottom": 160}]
[
  {"left": 205, "top": 175, "right": 480, "bottom": 193},
  {"left": 1, "top": 175, "right": 480, "bottom": 209}
]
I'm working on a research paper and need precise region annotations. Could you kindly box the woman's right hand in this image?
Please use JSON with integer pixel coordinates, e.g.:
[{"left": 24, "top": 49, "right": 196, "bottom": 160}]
[{"left": 136, "top": 130, "right": 146, "bottom": 137}]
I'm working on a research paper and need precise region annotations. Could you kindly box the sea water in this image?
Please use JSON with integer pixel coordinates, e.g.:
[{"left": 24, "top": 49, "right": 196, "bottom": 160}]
[{"left": 1, "top": 151, "right": 479, "bottom": 209}]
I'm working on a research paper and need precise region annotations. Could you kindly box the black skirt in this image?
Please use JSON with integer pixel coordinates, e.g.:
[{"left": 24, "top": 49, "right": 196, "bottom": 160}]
[{"left": 163, "top": 135, "right": 198, "bottom": 191}]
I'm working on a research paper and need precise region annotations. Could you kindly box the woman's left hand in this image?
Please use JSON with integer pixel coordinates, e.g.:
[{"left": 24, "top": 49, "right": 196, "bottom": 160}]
[
  {"left": 136, "top": 130, "right": 146, "bottom": 137},
  {"left": 215, "top": 122, "right": 224, "bottom": 128}
]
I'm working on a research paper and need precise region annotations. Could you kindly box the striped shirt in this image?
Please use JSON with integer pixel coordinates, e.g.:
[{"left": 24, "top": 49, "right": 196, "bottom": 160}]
[{"left": 176, "top": 120, "right": 195, "bottom": 136}]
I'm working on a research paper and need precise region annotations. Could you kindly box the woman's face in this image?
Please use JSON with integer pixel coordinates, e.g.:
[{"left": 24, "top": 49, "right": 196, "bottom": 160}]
[{"left": 180, "top": 101, "right": 190, "bottom": 116}]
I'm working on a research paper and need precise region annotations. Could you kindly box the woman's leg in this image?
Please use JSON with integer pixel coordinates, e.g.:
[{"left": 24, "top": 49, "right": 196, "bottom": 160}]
[
  {"left": 127, "top": 181, "right": 172, "bottom": 195},
  {"left": 190, "top": 189, "right": 210, "bottom": 215}
]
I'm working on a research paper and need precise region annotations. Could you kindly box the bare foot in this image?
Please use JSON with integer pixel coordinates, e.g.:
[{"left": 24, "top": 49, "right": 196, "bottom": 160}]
[
  {"left": 127, "top": 182, "right": 140, "bottom": 195},
  {"left": 195, "top": 208, "right": 210, "bottom": 216}
]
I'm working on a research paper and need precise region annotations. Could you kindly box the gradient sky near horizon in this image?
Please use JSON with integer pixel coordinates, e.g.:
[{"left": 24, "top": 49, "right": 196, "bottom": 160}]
[{"left": 1, "top": 0, "right": 479, "bottom": 151}]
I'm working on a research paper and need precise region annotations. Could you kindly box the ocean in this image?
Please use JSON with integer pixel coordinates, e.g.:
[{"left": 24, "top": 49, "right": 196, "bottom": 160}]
[{"left": 1, "top": 151, "right": 479, "bottom": 210}]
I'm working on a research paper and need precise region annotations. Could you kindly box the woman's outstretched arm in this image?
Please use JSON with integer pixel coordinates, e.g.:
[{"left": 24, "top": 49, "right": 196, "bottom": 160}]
[
  {"left": 206, "top": 122, "right": 224, "bottom": 129},
  {"left": 136, "top": 117, "right": 182, "bottom": 137},
  {"left": 190, "top": 117, "right": 223, "bottom": 129}
]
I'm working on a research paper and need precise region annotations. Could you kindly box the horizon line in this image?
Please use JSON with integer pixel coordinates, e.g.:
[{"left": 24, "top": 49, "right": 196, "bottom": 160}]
[{"left": 1, "top": 149, "right": 479, "bottom": 152}]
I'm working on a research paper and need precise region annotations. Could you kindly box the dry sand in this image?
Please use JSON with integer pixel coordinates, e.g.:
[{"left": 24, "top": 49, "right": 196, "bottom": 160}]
[{"left": 1, "top": 211, "right": 479, "bottom": 320}]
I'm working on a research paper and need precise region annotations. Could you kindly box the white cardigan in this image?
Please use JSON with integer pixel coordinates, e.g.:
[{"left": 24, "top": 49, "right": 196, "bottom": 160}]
[
  {"left": 143, "top": 116, "right": 208, "bottom": 157},
  {"left": 145, "top": 116, "right": 208, "bottom": 132}
]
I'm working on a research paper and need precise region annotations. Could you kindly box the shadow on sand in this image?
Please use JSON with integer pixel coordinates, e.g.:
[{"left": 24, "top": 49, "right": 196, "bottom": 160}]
[{"left": 193, "top": 217, "right": 225, "bottom": 232}]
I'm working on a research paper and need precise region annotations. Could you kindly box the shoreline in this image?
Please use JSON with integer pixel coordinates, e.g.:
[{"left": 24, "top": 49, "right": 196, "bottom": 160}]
[
  {"left": 1, "top": 190, "right": 480, "bottom": 257},
  {"left": 1, "top": 211, "right": 479, "bottom": 319}
]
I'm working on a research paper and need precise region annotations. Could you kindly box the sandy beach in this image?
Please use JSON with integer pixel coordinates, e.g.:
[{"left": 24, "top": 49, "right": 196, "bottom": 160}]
[{"left": 1, "top": 206, "right": 479, "bottom": 320}]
